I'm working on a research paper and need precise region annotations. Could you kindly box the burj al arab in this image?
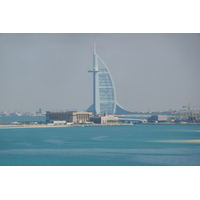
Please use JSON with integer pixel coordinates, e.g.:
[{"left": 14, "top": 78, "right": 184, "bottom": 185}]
[{"left": 87, "top": 43, "right": 133, "bottom": 115}]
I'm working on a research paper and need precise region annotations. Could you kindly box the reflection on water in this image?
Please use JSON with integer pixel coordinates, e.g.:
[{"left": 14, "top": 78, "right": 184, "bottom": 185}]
[{"left": 91, "top": 136, "right": 108, "bottom": 140}]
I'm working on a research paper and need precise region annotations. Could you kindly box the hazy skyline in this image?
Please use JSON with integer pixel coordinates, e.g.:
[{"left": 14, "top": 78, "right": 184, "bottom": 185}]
[{"left": 0, "top": 33, "right": 200, "bottom": 112}]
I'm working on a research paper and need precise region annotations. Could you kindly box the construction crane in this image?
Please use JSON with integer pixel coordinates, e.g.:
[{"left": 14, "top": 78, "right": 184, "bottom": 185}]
[{"left": 183, "top": 103, "right": 200, "bottom": 118}]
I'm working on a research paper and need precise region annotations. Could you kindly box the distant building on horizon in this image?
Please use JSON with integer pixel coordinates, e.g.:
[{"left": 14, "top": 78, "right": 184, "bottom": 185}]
[
  {"left": 147, "top": 115, "right": 167, "bottom": 123},
  {"left": 87, "top": 43, "right": 133, "bottom": 115}
]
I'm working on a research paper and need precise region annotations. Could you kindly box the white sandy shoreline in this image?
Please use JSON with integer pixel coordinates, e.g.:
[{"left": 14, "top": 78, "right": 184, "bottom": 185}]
[
  {"left": 0, "top": 123, "right": 134, "bottom": 129},
  {"left": 0, "top": 124, "right": 71, "bottom": 129},
  {"left": 0, "top": 123, "right": 200, "bottom": 129}
]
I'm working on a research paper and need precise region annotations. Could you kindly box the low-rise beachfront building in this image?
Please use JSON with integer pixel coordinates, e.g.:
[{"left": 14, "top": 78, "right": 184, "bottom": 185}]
[
  {"left": 46, "top": 111, "right": 93, "bottom": 124},
  {"left": 89, "top": 113, "right": 118, "bottom": 124}
]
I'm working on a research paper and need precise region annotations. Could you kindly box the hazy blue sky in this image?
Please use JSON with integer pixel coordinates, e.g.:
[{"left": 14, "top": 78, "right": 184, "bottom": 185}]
[{"left": 0, "top": 33, "right": 200, "bottom": 112}]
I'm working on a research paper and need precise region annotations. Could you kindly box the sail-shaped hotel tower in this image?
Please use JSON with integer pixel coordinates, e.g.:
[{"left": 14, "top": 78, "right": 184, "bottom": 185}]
[{"left": 87, "top": 43, "right": 133, "bottom": 115}]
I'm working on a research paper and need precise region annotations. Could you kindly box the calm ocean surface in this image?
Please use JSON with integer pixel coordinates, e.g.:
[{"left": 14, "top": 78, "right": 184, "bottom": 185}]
[{"left": 0, "top": 124, "right": 200, "bottom": 166}]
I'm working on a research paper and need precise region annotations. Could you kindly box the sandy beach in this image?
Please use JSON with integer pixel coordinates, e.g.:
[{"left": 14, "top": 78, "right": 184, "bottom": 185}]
[
  {"left": 151, "top": 139, "right": 200, "bottom": 143},
  {"left": 0, "top": 123, "right": 134, "bottom": 129},
  {"left": 0, "top": 124, "right": 72, "bottom": 129}
]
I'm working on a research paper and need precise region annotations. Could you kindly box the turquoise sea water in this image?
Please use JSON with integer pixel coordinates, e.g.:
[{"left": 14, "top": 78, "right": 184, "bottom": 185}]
[{"left": 0, "top": 125, "right": 200, "bottom": 166}]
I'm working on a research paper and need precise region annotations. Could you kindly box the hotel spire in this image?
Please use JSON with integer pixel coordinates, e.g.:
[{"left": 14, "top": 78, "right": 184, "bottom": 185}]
[{"left": 93, "top": 42, "right": 96, "bottom": 54}]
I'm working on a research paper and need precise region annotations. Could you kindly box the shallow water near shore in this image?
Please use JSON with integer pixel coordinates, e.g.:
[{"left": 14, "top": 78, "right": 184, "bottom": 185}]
[{"left": 0, "top": 124, "right": 200, "bottom": 166}]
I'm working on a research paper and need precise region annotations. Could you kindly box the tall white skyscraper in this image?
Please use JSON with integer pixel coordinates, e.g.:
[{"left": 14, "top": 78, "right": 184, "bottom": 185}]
[{"left": 87, "top": 43, "right": 132, "bottom": 115}]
